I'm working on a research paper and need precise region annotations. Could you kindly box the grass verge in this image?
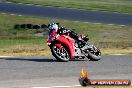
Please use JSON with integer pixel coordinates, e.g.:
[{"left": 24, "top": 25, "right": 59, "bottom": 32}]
[
  {"left": 0, "top": 13, "right": 132, "bottom": 56},
  {"left": 1, "top": 0, "right": 132, "bottom": 13}
]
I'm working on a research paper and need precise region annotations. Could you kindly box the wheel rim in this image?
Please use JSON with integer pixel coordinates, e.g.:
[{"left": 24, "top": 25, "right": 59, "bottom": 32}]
[
  {"left": 53, "top": 45, "right": 70, "bottom": 61},
  {"left": 89, "top": 46, "right": 101, "bottom": 56}
]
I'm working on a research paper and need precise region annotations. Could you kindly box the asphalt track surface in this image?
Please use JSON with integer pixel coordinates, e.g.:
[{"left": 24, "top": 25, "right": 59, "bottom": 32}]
[
  {"left": 0, "top": 2, "right": 132, "bottom": 25},
  {"left": 0, "top": 55, "right": 132, "bottom": 87}
]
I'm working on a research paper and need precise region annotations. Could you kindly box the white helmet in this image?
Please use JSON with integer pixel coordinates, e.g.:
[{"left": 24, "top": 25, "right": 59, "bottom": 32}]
[{"left": 48, "top": 23, "right": 59, "bottom": 32}]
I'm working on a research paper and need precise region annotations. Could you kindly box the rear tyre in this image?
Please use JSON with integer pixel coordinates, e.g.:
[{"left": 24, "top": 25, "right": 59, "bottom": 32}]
[
  {"left": 87, "top": 45, "right": 101, "bottom": 61},
  {"left": 50, "top": 44, "right": 70, "bottom": 62}
]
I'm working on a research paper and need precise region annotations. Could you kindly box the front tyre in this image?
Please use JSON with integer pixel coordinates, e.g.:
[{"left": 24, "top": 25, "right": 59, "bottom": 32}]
[
  {"left": 87, "top": 45, "right": 101, "bottom": 61},
  {"left": 50, "top": 44, "right": 70, "bottom": 62}
]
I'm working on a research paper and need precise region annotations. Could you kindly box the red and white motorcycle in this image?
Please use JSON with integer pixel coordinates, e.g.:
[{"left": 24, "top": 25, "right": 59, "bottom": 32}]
[{"left": 47, "top": 27, "right": 101, "bottom": 62}]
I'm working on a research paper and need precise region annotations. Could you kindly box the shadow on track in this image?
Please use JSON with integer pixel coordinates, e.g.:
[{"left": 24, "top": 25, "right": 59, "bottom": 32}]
[
  {"left": 0, "top": 56, "right": 99, "bottom": 62},
  {"left": 0, "top": 57, "right": 92, "bottom": 62},
  {"left": 0, "top": 57, "right": 58, "bottom": 62},
  {"left": 6, "top": 58, "right": 56, "bottom": 62}
]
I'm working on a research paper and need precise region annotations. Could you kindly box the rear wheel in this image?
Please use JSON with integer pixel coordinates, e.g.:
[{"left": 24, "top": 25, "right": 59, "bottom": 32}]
[
  {"left": 86, "top": 45, "right": 101, "bottom": 61},
  {"left": 50, "top": 44, "right": 70, "bottom": 62}
]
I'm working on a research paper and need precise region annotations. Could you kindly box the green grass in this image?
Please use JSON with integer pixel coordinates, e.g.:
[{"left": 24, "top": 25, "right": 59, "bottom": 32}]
[
  {"left": 1, "top": 0, "right": 132, "bottom": 13},
  {"left": 0, "top": 13, "right": 132, "bottom": 56}
]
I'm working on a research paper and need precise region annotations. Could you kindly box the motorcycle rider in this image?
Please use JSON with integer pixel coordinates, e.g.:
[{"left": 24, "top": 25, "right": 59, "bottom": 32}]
[
  {"left": 47, "top": 23, "right": 59, "bottom": 45},
  {"left": 47, "top": 23, "right": 88, "bottom": 47}
]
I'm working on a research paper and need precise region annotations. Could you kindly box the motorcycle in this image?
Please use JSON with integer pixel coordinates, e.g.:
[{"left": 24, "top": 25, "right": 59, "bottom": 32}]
[{"left": 47, "top": 28, "right": 101, "bottom": 62}]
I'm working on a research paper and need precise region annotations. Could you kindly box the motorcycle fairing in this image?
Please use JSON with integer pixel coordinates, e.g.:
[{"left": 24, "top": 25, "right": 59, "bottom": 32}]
[{"left": 55, "top": 35, "right": 75, "bottom": 60}]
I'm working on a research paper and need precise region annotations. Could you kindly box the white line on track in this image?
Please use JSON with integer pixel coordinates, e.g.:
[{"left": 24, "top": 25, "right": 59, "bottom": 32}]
[
  {"left": 72, "top": 85, "right": 81, "bottom": 87},
  {"left": 0, "top": 56, "right": 15, "bottom": 58},
  {"left": 119, "top": 25, "right": 126, "bottom": 27},
  {"left": 10, "top": 13, "right": 15, "bottom": 15},
  {"left": 90, "top": 10, "right": 130, "bottom": 15},
  {"left": 6, "top": 2, "right": 12, "bottom": 3},
  {"left": 32, "top": 86, "right": 71, "bottom": 88},
  {"left": 32, "top": 85, "right": 81, "bottom": 88},
  {"left": 93, "top": 23, "right": 101, "bottom": 24},
  {"left": 26, "top": 4, "right": 33, "bottom": 6},
  {"left": 32, "top": 87, "right": 51, "bottom": 88},
  {"left": 17, "top": 3, "right": 23, "bottom": 4},
  {"left": 9, "top": 13, "right": 23, "bottom": 17},
  {"left": 1, "top": 12, "right": 23, "bottom": 17},
  {"left": 51, "top": 86, "right": 72, "bottom": 88},
  {"left": 18, "top": 14, "right": 22, "bottom": 16},
  {"left": 1, "top": 12, "right": 6, "bottom": 14}
]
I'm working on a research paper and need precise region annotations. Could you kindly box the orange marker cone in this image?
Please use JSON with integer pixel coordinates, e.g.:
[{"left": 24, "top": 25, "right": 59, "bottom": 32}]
[{"left": 81, "top": 67, "right": 88, "bottom": 78}]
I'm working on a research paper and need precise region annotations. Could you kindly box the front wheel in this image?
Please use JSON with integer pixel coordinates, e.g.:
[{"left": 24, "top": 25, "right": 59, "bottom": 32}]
[
  {"left": 50, "top": 43, "right": 70, "bottom": 62},
  {"left": 86, "top": 45, "right": 101, "bottom": 61}
]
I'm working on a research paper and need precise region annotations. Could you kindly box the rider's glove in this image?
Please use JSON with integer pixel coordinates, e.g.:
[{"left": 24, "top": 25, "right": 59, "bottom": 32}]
[{"left": 47, "top": 40, "right": 51, "bottom": 45}]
